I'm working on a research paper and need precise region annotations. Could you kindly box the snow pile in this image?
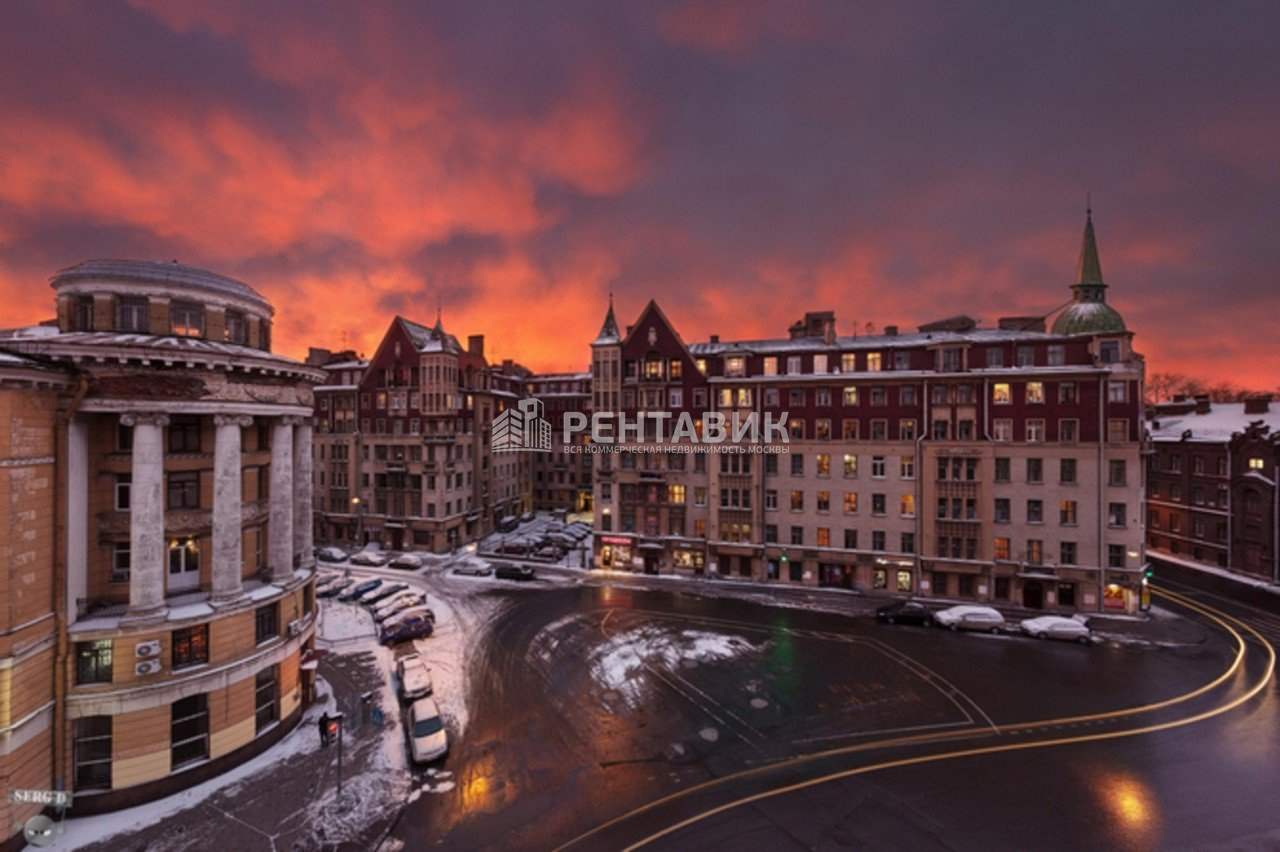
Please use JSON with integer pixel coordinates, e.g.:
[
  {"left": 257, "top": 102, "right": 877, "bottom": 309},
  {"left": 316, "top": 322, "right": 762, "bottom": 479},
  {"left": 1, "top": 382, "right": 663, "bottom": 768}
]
[
  {"left": 408, "top": 594, "right": 475, "bottom": 735},
  {"left": 588, "top": 625, "right": 758, "bottom": 705},
  {"left": 317, "top": 599, "right": 376, "bottom": 643}
]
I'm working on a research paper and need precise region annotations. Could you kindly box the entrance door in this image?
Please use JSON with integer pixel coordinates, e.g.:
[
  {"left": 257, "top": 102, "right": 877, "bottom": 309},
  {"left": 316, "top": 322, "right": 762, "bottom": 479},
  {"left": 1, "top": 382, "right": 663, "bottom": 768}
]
[
  {"left": 1023, "top": 580, "right": 1044, "bottom": 609},
  {"left": 168, "top": 540, "right": 201, "bottom": 593},
  {"left": 643, "top": 553, "right": 659, "bottom": 574}
]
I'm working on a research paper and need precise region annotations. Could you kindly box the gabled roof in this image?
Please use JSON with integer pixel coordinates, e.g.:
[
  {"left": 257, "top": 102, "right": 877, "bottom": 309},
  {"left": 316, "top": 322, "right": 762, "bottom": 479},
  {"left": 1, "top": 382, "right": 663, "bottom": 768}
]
[{"left": 399, "top": 315, "right": 461, "bottom": 354}]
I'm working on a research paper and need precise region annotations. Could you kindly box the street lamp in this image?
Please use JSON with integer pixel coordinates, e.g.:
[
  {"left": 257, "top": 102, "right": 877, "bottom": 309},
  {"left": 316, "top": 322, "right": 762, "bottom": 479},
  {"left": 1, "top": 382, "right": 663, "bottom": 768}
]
[{"left": 351, "top": 496, "right": 365, "bottom": 546}]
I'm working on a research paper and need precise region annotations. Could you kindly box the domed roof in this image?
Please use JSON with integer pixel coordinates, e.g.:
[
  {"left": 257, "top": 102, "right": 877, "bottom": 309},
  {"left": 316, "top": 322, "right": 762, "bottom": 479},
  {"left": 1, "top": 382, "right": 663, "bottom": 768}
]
[
  {"left": 50, "top": 259, "right": 271, "bottom": 313},
  {"left": 1051, "top": 300, "right": 1126, "bottom": 335}
]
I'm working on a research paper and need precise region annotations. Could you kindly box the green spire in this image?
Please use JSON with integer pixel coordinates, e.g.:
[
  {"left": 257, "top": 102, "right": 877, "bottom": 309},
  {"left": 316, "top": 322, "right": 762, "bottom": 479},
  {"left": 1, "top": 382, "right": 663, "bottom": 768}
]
[{"left": 1076, "top": 207, "right": 1104, "bottom": 285}]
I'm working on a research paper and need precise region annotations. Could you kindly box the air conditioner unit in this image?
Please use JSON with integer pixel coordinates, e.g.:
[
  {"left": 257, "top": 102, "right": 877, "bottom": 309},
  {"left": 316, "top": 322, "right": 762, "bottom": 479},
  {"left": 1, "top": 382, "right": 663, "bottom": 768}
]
[
  {"left": 287, "top": 619, "right": 303, "bottom": 637},
  {"left": 135, "top": 659, "right": 162, "bottom": 676},
  {"left": 135, "top": 640, "right": 161, "bottom": 658}
]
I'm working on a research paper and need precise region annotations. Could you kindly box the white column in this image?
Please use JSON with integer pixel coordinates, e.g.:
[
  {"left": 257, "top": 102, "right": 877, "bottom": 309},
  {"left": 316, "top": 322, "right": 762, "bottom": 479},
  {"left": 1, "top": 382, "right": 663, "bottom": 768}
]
[
  {"left": 293, "top": 418, "right": 315, "bottom": 569},
  {"left": 268, "top": 416, "right": 300, "bottom": 583},
  {"left": 66, "top": 416, "right": 89, "bottom": 624},
  {"left": 122, "top": 413, "right": 169, "bottom": 617},
  {"left": 212, "top": 414, "right": 252, "bottom": 602}
]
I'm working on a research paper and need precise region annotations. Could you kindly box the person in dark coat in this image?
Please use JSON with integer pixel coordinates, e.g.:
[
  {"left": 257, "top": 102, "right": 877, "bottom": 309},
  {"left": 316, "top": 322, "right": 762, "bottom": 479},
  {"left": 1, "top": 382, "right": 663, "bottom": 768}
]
[{"left": 318, "top": 711, "right": 331, "bottom": 747}]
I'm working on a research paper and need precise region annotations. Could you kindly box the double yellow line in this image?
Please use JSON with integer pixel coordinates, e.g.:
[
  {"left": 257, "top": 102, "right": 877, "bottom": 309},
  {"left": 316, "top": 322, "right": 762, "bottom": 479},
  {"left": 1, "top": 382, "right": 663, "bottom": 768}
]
[{"left": 560, "top": 588, "right": 1274, "bottom": 851}]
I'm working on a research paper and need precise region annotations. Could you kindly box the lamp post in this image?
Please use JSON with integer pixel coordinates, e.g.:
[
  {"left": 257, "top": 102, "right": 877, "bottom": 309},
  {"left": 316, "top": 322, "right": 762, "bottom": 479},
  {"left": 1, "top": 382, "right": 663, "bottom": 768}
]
[{"left": 351, "top": 496, "right": 365, "bottom": 546}]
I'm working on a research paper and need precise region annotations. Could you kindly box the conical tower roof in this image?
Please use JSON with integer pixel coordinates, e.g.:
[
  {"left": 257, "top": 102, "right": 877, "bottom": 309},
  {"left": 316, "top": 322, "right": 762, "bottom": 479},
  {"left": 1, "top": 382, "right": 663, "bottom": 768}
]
[
  {"left": 592, "top": 295, "right": 621, "bottom": 346},
  {"left": 1052, "top": 209, "right": 1127, "bottom": 336}
]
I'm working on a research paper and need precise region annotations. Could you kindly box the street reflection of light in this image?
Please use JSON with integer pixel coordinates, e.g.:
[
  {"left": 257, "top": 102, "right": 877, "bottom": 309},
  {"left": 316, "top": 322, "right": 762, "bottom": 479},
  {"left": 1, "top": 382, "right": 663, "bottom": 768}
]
[
  {"left": 463, "top": 773, "right": 490, "bottom": 809},
  {"left": 1093, "top": 770, "right": 1160, "bottom": 848}
]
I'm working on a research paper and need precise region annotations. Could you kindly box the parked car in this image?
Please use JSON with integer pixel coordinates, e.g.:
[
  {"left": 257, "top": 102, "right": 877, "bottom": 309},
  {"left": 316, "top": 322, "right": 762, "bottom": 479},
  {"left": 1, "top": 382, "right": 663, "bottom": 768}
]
[
  {"left": 315, "top": 573, "right": 339, "bottom": 589},
  {"left": 339, "top": 578, "right": 382, "bottom": 602},
  {"left": 390, "top": 553, "right": 426, "bottom": 570},
  {"left": 934, "top": 605, "right": 1006, "bottom": 633},
  {"left": 452, "top": 562, "right": 493, "bottom": 577},
  {"left": 534, "top": 543, "right": 565, "bottom": 560},
  {"left": 385, "top": 604, "right": 436, "bottom": 627},
  {"left": 496, "top": 539, "right": 534, "bottom": 555},
  {"left": 361, "top": 582, "right": 409, "bottom": 607},
  {"left": 876, "top": 600, "right": 933, "bottom": 626},
  {"left": 494, "top": 563, "right": 537, "bottom": 582},
  {"left": 519, "top": 511, "right": 536, "bottom": 523},
  {"left": 1021, "top": 615, "right": 1092, "bottom": 644},
  {"left": 350, "top": 550, "right": 389, "bottom": 566},
  {"left": 381, "top": 614, "right": 435, "bottom": 645},
  {"left": 497, "top": 515, "right": 519, "bottom": 533},
  {"left": 316, "top": 546, "right": 348, "bottom": 563},
  {"left": 375, "top": 592, "right": 426, "bottom": 622},
  {"left": 396, "top": 653, "right": 434, "bottom": 701},
  {"left": 317, "top": 577, "right": 352, "bottom": 598},
  {"left": 406, "top": 696, "right": 448, "bottom": 763}
]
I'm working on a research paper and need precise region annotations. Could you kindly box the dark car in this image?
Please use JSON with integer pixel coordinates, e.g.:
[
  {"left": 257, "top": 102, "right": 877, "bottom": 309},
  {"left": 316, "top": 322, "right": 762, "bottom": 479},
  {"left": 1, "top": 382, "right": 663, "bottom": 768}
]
[
  {"left": 876, "top": 600, "right": 933, "bottom": 626},
  {"left": 381, "top": 614, "right": 435, "bottom": 645},
  {"left": 361, "top": 582, "right": 409, "bottom": 607},
  {"left": 494, "top": 563, "right": 536, "bottom": 582},
  {"left": 339, "top": 578, "right": 382, "bottom": 602},
  {"left": 317, "top": 578, "right": 352, "bottom": 598}
]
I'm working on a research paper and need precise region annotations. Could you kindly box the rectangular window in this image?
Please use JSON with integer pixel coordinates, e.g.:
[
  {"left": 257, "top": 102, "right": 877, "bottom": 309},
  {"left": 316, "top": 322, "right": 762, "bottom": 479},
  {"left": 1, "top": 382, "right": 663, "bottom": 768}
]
[
  {"left": 899, "top": 494, "right": 915, "bottom": 517},
  {"left": 1108, "top": 419, "right": 1129, "bottom": 442},
  {"left": 1060, "top": 542, "right": 1077, "bottom": 564},
  {"left": 986, "top": 348, "right": 1004, "bottom": 367},
  {"left": 786, "top": 356, "right": 801, "bottom": 375},
  {"left": 790, "top": 525, "right": 804, "bottom": 545},
  {"left": 1047, "top": 345, "right": 1065, "bottom": 366},
  {"left": 992, "top": 383, "right": 1011, "bottom": 404},
  {"left": 172, "top": 625, "right": 209, "bottom": 670},
  {"left": 170, "top": 301, "right": 205, "bottom": 337},
  {"left": 1027, "top": 539, "right": 1043, "bottom": 564},
  {"left": 1060, "top": 458, "right": 1077, "bottom": 484},
  {"left": 255, "top": 603, "right": 279, "bottom": 645},
  {"left": 110, "top": 544, "right": 131, "bottom": 583},
  {"left": 1107, "top": 381, "right": 1128, "bottom": 403},
  {"left": 994, "top": 457, "right": 1011, "bottom": 482},
  {"left": 815, "top": 453, "right": 831, "bottom": 476},
  {"left": 1026, "top": 458, "right": 1043, "bottom": 483},
  {"left": 994, "top": 537, "right": 1011, "bottom": 560},
  {"left": 814, "top": 354, "right": 829, "bottom": 374},
  {"left": 114, "top": 473, "right": 131, "bottom": 511},
  {"left": 1026, "top": 419, "right": 1045, "bottom": 442},
  {"left": 1016, "top": 346, "right": 1035, "bottom": 367},
  {"left": 871, "top": 456, "right": 886, "bottom": 478},
  {"left": 1027, "top": 499, "right": 1043, "bottom": 524},
  {"left": 116, "top": 296, "right": 149, "bottom": 332},
  {"left": 900, "top": 456, "right": 915, "bottom": 479},
  {"left": 842, "top": 386, "right": 859, "bottom": 406},
  {"left": 225, "top": 310, "right": 248, "bottom": 345},
  {"left": 255, "top": 667, "right": 279, "bottom": 734},
  {"left": 74, "top": 716, "right": 113, "bottom": 790},
  {"left": 168, "top": 416, "right": 202, "bottom": 453},
  {"left": 843, "top": 491, "right": 858, "bottom": 513},
  {"left": 994, "top": 498, "right": 1011, "bottom": 523},
  {"left": 1060, "top": 500, "right": 1078, "bottom": 525},
  {"left": 1108, "top": 502, "right": 1127, "bottom": 527},
  {"left": 866, "top": 352, "right": 882, "bottom": 372},
  {"left": 75, "top": 640, "right": 113, "bottom": 685},
  {"left": 790, "top": 490, "right": 804, "bottom": 511},
  {"left": 1109, "top": 460, "right": 1127, "bottom": 486},
  {"left": 993, "top": 419, "right": 1012, "bottom": 441},
  {"left": 817, "top": 527, "right": 831, "bottom": 547},
  {"left": 167, "top": 471, "right": 200, "bottom": 509},
  {"left": 763, "top": 357, "right": 777, "bottom": 376},
  {"left": 763, "top": 489, "right": 775, "bottom": 510},
  {"left": 171, "top": 694, "right": 210, "bottom": 769},
  {"left": 1108, "top": 544, "right": 1126, "bottom": 568},
  {"left": 1059, "top": 382, "right": 1078, "bottom": 404},
  {"left": 1059, "top": 419, "right": 1079, "bottom": 442},
  {"left": 1026, "top": 382, "right": 1045, "bottom": 404},
  {"left": 872, "top": 493, "right": 886, "bottom": 515}
]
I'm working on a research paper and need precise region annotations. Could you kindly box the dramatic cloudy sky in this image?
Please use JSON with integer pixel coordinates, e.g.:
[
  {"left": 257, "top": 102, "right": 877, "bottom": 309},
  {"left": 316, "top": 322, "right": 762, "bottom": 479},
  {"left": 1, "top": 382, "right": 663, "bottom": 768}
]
[{"left": 1, "top": 1, "right": 1277, "bottom": 386}]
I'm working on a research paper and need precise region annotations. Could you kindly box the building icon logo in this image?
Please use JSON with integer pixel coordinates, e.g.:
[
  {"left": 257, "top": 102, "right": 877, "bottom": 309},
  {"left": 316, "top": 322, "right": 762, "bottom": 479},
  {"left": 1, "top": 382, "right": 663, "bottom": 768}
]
[{"left": 492, "top": 397, "right": 552, "bottom": 452}]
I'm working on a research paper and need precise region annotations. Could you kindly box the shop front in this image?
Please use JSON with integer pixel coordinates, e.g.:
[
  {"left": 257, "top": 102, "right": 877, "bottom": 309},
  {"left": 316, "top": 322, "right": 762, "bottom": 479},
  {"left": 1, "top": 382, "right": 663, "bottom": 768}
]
[{"left": 598, "top": 535, "right": 634, "bottom": 570}]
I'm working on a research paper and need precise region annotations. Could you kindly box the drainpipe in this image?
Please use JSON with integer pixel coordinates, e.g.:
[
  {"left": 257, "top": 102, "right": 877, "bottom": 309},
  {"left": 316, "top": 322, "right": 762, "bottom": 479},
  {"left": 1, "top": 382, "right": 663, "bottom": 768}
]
[
  {"left": 1097, "top": 375, "right": 1107, "bottom": 609},
  {"left": 52, "top": 371, "right": 89, "bottom": 795}
]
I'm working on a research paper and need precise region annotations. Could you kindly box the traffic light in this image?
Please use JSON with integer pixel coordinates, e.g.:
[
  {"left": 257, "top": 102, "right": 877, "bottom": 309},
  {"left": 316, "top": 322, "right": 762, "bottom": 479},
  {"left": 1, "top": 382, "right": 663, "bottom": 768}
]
[{"left": 1143, "top": 566, "right": 1154, "bottom": 581}]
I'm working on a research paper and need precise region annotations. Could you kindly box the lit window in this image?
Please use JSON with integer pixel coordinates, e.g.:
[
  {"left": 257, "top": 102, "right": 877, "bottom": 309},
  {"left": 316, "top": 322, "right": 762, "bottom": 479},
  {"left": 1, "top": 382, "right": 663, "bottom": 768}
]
[
  {"left": 1026, "top": 382, "right": 1044, "bottom": 404},
  {"left": 867, "top": 352, "right": 882, "bottom": 372},
  {"left": 993, "top": 383, "right": 1011, "bottom": 404},
  {"left": 1248, "top": 457, "right": 1265, "bottom": 471}
]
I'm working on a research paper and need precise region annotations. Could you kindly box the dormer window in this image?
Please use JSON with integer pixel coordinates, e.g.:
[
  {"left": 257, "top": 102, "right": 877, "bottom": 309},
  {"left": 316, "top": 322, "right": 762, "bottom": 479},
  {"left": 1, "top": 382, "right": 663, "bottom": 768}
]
[
  {"left": 117, "top": 296, "right": 149, "bottom": 332},
  {"left": 76, "top": 296, "right": 94, "bottom": 332},
  {"left": 866, "top": 352, "right": 881, "bottom": 372},
  {"left": 171, "top": 301, "right": 205, "bottom": 337},
  {"left": 643, "top": 358, "right": 663, "bottom": 380},
  {"left": 1099, "top": 340, "right": 1120, "bottom": 363},
  {"left": 725, "top": 356, "right": 746, "bottom": 377}
]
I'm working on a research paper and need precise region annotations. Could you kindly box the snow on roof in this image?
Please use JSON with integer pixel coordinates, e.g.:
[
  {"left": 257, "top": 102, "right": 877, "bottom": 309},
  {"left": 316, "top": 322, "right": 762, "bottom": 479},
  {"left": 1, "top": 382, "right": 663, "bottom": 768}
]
[
  {"left": 400, "top": 317, "right": 461, "bottom": 354},
  {"left": 688, "top": 327, "right": 1061, "bottom": 356},
  {"left": 1149, "top": 401, "right": 1280, "bottom": 443},
  {"left": 323, "top": 359, "right": 367, "bottom": 370}
]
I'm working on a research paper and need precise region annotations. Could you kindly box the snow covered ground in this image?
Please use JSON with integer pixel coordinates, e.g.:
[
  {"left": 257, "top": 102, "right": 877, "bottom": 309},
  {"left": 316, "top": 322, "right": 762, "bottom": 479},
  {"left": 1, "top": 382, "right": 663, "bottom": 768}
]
[{"left": 585, "top": 623, "right": 760, "bottom": 707}]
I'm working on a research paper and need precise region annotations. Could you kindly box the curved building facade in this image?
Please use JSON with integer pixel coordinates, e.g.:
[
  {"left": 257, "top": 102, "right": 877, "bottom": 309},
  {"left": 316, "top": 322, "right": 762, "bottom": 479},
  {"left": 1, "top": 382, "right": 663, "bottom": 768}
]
[{"left": 0, "top": 261, "right": 323, "bottom": 842}]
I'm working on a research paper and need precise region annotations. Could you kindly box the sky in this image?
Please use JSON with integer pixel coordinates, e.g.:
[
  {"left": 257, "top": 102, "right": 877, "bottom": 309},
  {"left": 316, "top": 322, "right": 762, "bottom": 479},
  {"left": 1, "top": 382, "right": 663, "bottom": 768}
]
[{"left": 0, "top": 1, "right": 1277, "bottom": 387}]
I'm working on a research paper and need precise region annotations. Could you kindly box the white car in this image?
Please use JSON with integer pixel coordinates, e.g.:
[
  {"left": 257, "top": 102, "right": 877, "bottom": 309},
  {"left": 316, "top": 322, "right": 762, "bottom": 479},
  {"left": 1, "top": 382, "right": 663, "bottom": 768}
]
[
  {"left": 406, "top": 697, "right": 448, "bottom": 763},
  {"left": 374, "top": 592, "right": 426, "bottom": 622},
  {"left": 316, "top": 546, "right": 348, "bottom": 563},
  {"left": 391, "top": 553, "right": 426, "bottom": 570},
  {"left": 350, "top": 550, "right": 389, "bottom": 566},
  {"left": 396, "top": 653, "right": 433, "bottom": 701},
  {"left": 934, "top": 605, "right": 1006, "bottom": 633},
  {"left": 1022, "top": 615, "right": 1092, "bottom": 644}
]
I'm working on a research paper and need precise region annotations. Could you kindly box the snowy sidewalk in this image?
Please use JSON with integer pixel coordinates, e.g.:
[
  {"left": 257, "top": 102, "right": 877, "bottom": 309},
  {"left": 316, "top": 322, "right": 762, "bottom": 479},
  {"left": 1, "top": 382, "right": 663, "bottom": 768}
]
[{"left": 55, "top": 649, "right": 412, "bottom": 850}]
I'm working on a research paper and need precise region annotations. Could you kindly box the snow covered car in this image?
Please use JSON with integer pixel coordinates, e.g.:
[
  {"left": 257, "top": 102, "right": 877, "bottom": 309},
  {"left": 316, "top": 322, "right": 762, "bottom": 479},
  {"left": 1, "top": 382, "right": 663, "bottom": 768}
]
[
  {"left": 338, "top": 578, "right": 381, "bottom": 602},
  {"left": 381, "top": 614, "right": 434, "bottom": 645},
  {"left": 452, "top": 562, "right": 493, "bottom": 577},
  {"left": 1021, "top": 615, "right": 1092, "bottom": 644},
  {"left": 374, "top": 592, "right": 426, "bottom": 622},
  {"left": 361, "top": 582, "right": 409, "bottom": 607},
  {"left": 317, "top": 578, "right": 352, "bottom": 598},
  {"left": 933, "top": 605, "right": 1006, "bottom": 633},
  {"left": 390, "top": 553, "right": 426, "bottom": 570},
  {"left": 384, "top": 604, "right": 436, "bottom": 627},
  {"left": 406, "top": 696, "right": 448, "bottom": 763},
  {"left": 316, "top": 546, "right": 348, "bottom": 563},
  {"left": 396, "top": 653, "right": 433, "bottom": 701},
  {"left": 350, "top": 550, "right": 389, "bottom": 566}
]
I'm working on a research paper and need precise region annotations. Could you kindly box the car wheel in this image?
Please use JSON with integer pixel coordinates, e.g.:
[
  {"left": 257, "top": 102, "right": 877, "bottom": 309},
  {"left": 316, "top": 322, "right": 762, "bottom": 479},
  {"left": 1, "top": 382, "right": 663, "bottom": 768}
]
[
  {"left": 1036, "top": 632, "right": 1047, "bottom": 640},
  {"left": 1077, "top": 635, "right": 1090, "bottom": 645},
  {"left": 886, "top": 616, "right": 895, "bottom": 625},
  {"left": 989, "top": 627, "right": 1001, "bottom": 635},
  {"left": 948, "top": 623, "right": 958, "bottom": 632}
]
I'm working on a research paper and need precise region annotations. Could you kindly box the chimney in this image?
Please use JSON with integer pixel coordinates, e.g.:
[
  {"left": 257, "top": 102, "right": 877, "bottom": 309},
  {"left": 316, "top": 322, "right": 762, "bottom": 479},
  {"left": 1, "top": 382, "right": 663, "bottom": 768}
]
[
  {"left": 1194, "top": 395, "right": 1212, "bottom": 415},
  {"left": 884, "top": 325, "right": 898, "bottom": 336},
  {"left": 502, "top": 358, "right": 514, "bottom": 374},
  {"left": 468, "top": 334, "right": 484, "bottom": 357},
  {"left": 1173, "top": 394, "right": 1187, "bottom": 403},
  {"left": 1244, "top": 394, "right": 1272, "bottom": 415},
  {"left": 709, "top": 334, "right": 720, "bottom": 344}
]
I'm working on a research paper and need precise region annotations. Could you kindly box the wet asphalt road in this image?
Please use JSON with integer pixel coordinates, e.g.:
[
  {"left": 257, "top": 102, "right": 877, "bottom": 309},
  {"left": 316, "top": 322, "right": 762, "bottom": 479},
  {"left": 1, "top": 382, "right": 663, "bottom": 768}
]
[{"left": 380, "top": 574, "right": 1277, "bottom": 851}]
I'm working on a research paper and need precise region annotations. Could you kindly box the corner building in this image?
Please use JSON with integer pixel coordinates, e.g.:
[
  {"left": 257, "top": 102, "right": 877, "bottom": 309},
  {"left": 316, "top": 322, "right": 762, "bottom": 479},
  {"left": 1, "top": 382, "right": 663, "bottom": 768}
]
[
  {"left": 0, "top": 260, "right": 323, "bottom": 843},
  {"left": 591, "top": 215, "right": 1146, "bottom": 612}
]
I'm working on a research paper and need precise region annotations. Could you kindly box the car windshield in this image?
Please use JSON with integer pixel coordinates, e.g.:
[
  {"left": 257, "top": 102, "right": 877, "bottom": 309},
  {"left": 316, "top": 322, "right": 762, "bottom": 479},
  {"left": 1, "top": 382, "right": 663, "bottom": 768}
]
[{"left": 413, "top": 716, "right": 443, "bottom": 737}]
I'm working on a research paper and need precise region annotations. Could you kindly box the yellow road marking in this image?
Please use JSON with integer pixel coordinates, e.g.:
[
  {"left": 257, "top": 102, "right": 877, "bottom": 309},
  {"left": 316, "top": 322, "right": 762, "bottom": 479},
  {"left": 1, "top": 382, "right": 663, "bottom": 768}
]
[
  {"left": 622, "top": 590, "right": 1275, "bottom": 850},
  {"left": 556, "top": 589, "right": 1261, "bottom": 851}
]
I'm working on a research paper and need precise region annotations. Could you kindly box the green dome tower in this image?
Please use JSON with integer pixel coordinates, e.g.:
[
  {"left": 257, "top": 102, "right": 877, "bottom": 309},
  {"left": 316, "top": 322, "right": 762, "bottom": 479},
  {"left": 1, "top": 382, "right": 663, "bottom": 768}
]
[{"left": 1051, "top": 209, "right": 1127, "bottom": 335}]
